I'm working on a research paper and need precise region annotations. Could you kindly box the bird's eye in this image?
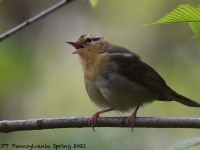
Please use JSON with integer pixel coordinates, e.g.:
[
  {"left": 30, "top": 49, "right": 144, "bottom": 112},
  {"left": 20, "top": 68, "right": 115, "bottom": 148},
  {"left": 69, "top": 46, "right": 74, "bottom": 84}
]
[
  {"left": 85, "top": 37, "right": 101, "bottom": 43},
  {"left": 92, "top": 37, "right": 101, "bottom": 41},
  {"left": 85, "top": 38, "right": 92, "bottom": 43}
]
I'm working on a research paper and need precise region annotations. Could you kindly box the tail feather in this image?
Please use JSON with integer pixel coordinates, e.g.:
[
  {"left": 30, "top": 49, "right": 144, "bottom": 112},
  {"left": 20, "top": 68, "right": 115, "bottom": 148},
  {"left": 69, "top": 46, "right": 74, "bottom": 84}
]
[{"left": 170, "top": 93, "right": 200, "bottom": 107}]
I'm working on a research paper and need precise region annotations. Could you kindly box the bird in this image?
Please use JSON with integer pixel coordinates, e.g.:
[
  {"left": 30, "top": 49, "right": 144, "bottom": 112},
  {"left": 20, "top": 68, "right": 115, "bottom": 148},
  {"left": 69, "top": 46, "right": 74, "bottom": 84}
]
[{"left": 66, "top": 34, "right": 200, "bottom": 131}]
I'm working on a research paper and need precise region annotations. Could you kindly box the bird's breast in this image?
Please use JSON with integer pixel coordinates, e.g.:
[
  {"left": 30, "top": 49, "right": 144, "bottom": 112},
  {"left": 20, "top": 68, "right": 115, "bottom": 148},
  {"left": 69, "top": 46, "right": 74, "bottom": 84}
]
[
  {"left": 82, "top": 53, "right": 118, "bottom": 109},
  {"left": 82, "top": 53, "right": 114, "bottom": 81}
]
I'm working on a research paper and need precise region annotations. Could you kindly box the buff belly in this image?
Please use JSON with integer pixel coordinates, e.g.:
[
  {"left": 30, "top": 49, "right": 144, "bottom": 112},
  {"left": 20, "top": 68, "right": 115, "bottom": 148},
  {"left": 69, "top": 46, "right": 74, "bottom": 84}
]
[{"left": 85, "top": 72, "right": 158, "bottom": 112}]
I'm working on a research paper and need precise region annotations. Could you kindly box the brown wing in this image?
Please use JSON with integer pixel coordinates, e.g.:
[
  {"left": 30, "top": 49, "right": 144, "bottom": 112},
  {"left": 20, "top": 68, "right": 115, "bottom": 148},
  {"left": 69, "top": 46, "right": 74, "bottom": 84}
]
[
  {"left": 108, "top": 48, "right": 173, "bottom": 95},
  {"left": 107, "top": 45, "right": 200, "bottom": 106}
]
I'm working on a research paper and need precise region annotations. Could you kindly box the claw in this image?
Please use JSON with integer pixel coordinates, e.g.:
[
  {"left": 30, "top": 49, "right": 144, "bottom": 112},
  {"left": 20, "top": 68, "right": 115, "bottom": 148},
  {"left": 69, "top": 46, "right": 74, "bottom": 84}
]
[
  {"left": 88, "top": 112, "right": 100, "bottom": 131},
  {"left": 88, "top": 108, "right": 114, "bottom": 131},
  {"left": 127, "top": 106, "right": 140, "bottom": 132}
]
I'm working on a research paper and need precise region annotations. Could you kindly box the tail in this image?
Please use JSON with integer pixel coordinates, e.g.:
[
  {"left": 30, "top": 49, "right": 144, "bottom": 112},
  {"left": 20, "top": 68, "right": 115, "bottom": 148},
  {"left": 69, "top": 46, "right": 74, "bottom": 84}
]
[{"left": 170, "top": 93, "right": 200, "bottom": 107}]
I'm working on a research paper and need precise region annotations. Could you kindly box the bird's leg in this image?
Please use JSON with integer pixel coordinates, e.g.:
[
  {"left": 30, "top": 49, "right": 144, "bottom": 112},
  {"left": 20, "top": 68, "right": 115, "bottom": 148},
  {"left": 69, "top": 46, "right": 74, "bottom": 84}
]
[
  {"left": 127, "top": 105, "right": 140, "bottom": 131},
  {"left": 89, "top": 108, "right": 114, "bottom": 131}
]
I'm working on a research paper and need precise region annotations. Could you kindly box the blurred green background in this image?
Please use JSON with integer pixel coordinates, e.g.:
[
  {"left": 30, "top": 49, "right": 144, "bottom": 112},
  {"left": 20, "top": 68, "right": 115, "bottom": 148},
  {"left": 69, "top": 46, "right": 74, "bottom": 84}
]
[{"left": 0, "top": 0, "right": 200, "bottom": 150}]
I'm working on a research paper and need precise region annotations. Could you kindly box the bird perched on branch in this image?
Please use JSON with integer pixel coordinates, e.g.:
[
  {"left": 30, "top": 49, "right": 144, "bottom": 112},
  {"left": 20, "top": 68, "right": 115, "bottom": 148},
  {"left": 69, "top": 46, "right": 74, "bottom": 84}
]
[{"left": 66, "top": 34, "right": 200, "bottom": 131}]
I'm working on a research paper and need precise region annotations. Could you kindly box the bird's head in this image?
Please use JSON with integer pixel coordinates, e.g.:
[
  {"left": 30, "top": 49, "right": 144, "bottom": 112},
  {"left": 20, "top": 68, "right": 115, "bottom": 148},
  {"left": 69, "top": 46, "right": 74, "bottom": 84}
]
[{"left": 66, "top": 34, "right": 108, "bottom": 56}]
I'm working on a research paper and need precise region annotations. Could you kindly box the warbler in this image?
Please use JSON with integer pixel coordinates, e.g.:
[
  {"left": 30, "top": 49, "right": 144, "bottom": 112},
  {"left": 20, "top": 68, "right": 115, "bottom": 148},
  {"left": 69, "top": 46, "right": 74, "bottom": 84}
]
[{"left": 67, "top": 34, "right": 200, "bottom": 130}]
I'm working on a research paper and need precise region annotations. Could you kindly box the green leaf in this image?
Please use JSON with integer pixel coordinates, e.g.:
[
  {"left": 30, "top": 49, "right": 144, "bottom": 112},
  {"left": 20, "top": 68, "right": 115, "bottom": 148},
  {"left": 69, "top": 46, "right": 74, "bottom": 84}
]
[
  {"left": 152, "top": 4, "right": 200, "bottom": 24},
  {"left": 167, "top": 135, "right": 200, "bottom": 150},
  {"left": 146, "top": 4, "right": 200, "bottom": 38},
  {"left": 189, "top": 22, "right": 200, "bottom": 37},
  {"left": 89, "top": 0, "right": 99, "bottom": 8}
]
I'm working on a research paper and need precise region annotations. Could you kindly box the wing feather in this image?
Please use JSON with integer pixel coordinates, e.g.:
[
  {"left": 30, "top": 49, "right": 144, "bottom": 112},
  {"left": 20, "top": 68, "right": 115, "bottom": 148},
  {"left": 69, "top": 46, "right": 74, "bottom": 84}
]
[{"left": 107, "top": 47, "right": 173, "bottom": 95}]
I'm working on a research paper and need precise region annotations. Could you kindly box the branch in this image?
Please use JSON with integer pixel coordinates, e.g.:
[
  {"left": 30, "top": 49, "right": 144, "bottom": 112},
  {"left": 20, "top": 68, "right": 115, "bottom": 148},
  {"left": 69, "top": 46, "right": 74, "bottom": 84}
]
[
  {"left": 0, "top": 0, "right": 76, "bottom": 42},
  {"left": 0, "top": 117, "right": 200, "bottom": 133}
]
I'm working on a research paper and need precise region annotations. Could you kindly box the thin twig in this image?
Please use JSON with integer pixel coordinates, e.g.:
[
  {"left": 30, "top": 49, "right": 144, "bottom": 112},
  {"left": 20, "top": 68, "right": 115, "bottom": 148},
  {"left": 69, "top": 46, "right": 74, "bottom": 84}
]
[
  {"left": 0, "top": 0, "right": 76, "bottom": 42},
  {"left": 0, "top": 117, "right": 200, "bottom": 133}
]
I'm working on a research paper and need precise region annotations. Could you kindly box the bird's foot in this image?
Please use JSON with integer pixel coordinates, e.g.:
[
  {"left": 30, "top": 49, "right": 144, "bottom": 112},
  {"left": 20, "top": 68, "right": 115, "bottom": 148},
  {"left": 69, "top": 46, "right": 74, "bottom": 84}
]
[
  {"left": 89, "top": 112, "right": 100, "bottom": 131},
  {"left": 127, "top": 106, "right": 140, "bottom": 132},
  {"left": 88, "top": 108, "right": 114, "bottom": 131}
]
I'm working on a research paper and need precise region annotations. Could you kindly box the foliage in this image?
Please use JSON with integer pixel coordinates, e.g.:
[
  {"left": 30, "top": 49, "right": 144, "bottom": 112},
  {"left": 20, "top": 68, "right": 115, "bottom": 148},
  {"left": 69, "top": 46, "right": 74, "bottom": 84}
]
[
  {"left": 89, "top": 0, "right": 99, "bottom": 8},
  {"left": 167, "top": 136, "right": 200, "bottom": 150},
  {"left": 149, "top": 4, "right": 200, "bottom": 38}
]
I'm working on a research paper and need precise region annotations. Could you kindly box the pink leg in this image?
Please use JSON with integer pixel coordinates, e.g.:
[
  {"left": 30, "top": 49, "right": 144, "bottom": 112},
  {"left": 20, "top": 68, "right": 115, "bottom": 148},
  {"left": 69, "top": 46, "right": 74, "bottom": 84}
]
[
  {"left": 127, "top": 106, "right": 140, "bottom": 131},
  {"left": 89, "top": 108, "right": 114, "bottom": 131}
]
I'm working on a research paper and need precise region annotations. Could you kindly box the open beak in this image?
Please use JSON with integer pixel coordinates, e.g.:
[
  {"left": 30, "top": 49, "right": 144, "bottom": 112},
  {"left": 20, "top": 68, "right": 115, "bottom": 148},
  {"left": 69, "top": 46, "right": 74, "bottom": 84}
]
[{"left": 66, "top": 42, "right": 84, "bottom": 54}]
